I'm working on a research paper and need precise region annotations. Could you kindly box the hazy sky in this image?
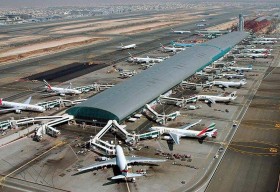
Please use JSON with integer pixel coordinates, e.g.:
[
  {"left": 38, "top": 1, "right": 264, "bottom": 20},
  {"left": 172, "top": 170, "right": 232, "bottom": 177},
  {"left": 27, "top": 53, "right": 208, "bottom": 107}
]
[{"left": 0, "top": 0, "right": 278, "bottom": 8}]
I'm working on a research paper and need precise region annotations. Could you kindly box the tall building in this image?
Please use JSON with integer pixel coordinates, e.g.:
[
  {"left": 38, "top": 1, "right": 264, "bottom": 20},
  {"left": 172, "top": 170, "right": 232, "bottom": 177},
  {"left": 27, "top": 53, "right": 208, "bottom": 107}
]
[{"left": 239, "top": 14, "right": 244, "bottom": 31}]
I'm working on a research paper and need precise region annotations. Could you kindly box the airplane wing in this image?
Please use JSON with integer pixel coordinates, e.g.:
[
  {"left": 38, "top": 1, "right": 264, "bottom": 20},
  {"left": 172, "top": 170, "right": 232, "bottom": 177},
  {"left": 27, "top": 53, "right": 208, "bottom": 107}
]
[
  {"left": 221, "top": 83, "right": 229, "bottom": 88},
  {"left": 169, "top": 132, "right": 182, "bottom": 144},
  {"left": 126, "top": 156, "right": 166, "bottom": 164},
  {"left": 77, "top": 158, "right": 116, "bottom": 173},
  {"left": 0, "top": 108, "right": 17, "bottom": 113},
  {"left": 207, "top": 98, "right": 216, "bottom": 104},
  {"left": 179, "top": 119, "right": 202, "bottom": 130},
  {"left": 23, "top": 96, "right": 32, "bottom": 105}
]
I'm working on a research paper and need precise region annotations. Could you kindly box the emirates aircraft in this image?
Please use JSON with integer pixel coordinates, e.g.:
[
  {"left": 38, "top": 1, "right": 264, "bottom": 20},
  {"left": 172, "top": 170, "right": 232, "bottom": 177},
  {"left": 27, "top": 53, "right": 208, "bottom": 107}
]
[
  {"left": 77, "top": 145, "right": 165, "bottom": 181},
  {"left": 0, "top": 97, "right": 45, "bottom": 114},
  {"left": 150, "top": 120, "right": 217, "bottom": 144},
  {"left": 43, "top": 80, "right": 81, "bottom": 96}
]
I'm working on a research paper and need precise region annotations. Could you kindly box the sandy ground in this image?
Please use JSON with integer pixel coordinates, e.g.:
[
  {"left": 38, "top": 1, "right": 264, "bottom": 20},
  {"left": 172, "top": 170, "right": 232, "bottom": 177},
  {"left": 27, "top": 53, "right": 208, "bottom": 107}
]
[
  {"left": 98, "top": 21, "right": 176, "bottom": 35},
  {"left": 0, "top": 34, "right": 9, "bottom": 39},
  {"left": 0, "top": 36, "right": 96, "bottom": 57},
  {"left": 206, "top": 19, "right": 238, "bottom": 30},
  {"left": 0, "top": 35, "right": 47, "bottom": 46},
  {"left": 0, "top": 36, "right": 109, "bottom": 63},
  {"left": 52, "top": 12, "right": 201, "bottom": 35},
  {"left": 52, "top": 17, "right": 158, "bottom": 34},
  {"left": 52, "top": 17, "right": 148, "bottom": 31}
]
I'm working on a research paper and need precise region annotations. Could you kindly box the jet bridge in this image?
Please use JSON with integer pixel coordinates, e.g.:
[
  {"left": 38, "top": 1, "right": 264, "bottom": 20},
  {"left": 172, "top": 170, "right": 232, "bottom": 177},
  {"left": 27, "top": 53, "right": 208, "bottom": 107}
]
[
  {"left": 159, "top": 95, "right": 197, "bottom": 107},
  {"left": 144, "top": 104, "right": 180, "bottom": 125},
  {"left": 34, "top": 114, "right": 74, "bottom": 141},
  {"left": 89, "top": 120, "right": 135, "bottom": 155}
]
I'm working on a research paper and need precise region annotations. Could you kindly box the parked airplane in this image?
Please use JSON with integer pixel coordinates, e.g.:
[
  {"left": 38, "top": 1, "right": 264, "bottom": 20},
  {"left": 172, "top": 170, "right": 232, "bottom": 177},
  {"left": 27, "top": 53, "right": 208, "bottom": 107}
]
[
  {"left": 227, "top": 65, "right": 253, "bottom": 72},
  {"left": 251, "top": 40, "right": 275, "bottom": 45},
  {"left": 117, "top": 43, "right": 136, "bottom": 50},
  {"left": 128, "top": 53, "right": 163, "bottom": 63},
  {"left": 240, "top": 48, "right": 272, "bottom": 53},
  {"left": 170, "top": 41, "right": 194, "bottom": 48},
  {"left": 43, "top": 80, "right": 82, "bottom": 96},
  {"left": 0, "top": 97, "right": 45, "bottom": 114},
  {"left": 222, "top": 73, "right": 245, "bottom": 79},
  {"left": 160, "top": 43, "right": 185, "bottom": 53},
  {"left": 171, "top": 28, "right": 191, "bottom": 34},
  {"left": 235, "top": 52, "right": 270, "bottom": 58},
  {"left": 196, "top": 91, "right": 237, "bottom": 106},
  {"left": 254, "top": 37, "right": 278, "bottom": 41},
  {"left": 210, "top": 79, "right": 247, "bottom": 90},
  {"left": 149, "top": 120, "right": 217, "bottom": 144},
  {"left": 77, "top": 145, "right": 165, "bottom": 180}
]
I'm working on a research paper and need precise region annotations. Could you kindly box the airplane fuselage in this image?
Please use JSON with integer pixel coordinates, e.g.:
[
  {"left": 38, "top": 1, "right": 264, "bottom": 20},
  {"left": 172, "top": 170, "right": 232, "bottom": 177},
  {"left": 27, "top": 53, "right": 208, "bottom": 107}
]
[
  {"left": 115, "top": 145, "right": 127, "bottom": 174},
  {"left": 197, "top": 95, "right": 235, "bottom": 103},
  {"left": 0, "top": 101, "right": 45, "bottom": 112},
  {"left": 46, "top": 86, "right": 81, "bottom": 95},
  {"left": 212, "top": 80, "right": 246, "bottom": 88},
  {"left": 151, "top": 127, "right": 216, "bottom": 138}
]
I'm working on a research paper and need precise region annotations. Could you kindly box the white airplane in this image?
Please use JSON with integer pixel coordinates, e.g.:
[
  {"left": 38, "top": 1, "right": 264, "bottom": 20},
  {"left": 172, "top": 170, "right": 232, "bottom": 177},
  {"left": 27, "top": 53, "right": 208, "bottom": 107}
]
[
  {"left": 149, "top": 120, "right": 217, "bottom": 144},
  {"left": 196, "top": 23, "right": 206, "bottom": 27},
  {"left": 117, "top": 43, "right": 136, "bottom": 50},
  {"left": 211, "top": 79, "right": 247, "bottom": 90},
  {"left": 227, "top": 65, "right": 253, "bottom": 72},
  {"left": 0, "top": 97, "right": 45, "bottom": 114},
  {"left": 77, "top": 145, "right": 165, "bottom": 180},
  {"left": 196, "top": 91, "right": 237, "bottom": 106},
  {"left": 160, "top": 43, "right": 185, "bottom": 53},
  {"left": 241, "top": 48, "right": 272, "bottom": 53},
  {"left": 171, "top": 28, "right": 191, "bottom": 34},
  {"left": 43, "top": 80, "right": 82, "bottom": 96},
  {"left": 222, "top": 73, "right": 245, "bottom": 79},
  {"left": 254, "top": 37, "right": 278, "bottom": 41},
  {"left": 246, "top": 53, "right": 270, "bottom": 58},
  {"left": 251, "top": 40, "right": 275, "bottom": 45},
  {"left": 128, "top": 53, "right": 163, "bottom": 63},
  {"left": 235, "top": 52, "right": 270, "bottom": 58}
]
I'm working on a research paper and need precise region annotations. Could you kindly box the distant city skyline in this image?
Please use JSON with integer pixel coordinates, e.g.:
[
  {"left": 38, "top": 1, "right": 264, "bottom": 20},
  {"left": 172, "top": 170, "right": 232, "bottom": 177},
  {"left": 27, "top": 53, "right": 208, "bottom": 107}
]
[{"left": 0, "top": 0, "right": 279, "bottom": 9}]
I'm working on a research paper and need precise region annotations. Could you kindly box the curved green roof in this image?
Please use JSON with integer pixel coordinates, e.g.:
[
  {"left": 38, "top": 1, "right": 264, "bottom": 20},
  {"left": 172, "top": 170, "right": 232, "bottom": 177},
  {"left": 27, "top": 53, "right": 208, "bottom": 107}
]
[{"left": 66, "top": 32, "right": 249, "bottom": 122}]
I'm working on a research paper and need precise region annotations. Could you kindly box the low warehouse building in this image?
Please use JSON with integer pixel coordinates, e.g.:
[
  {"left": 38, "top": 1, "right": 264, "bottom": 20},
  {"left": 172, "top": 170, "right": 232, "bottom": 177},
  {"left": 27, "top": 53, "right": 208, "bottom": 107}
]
[{"left": 67, "top": 31, "right": 249, "bottom": 123}]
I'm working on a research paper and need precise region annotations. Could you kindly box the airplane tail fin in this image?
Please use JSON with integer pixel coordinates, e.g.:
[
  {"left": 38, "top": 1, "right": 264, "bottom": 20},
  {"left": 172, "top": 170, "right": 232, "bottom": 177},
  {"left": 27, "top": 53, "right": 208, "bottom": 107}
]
[
  {"left": 43, "top": 79, "right": 52, "bottom": 90},
  {"left": 23, "top": 96, "right": 32, "bottom": 105},
  {"left": 160, "top": 43, "right": 165, "bottom": 49},
  {"left": 197, "top": 122, "right": 216, "bottom": 137},
  {"left": 248, "top": 64, "right": 253, "bottom": 68},
  {"left": 0, "top": 98, "right": 3, "bottom": 105},
  {"left": 121, "top": 43, "right": 124, "bottom": 47}
]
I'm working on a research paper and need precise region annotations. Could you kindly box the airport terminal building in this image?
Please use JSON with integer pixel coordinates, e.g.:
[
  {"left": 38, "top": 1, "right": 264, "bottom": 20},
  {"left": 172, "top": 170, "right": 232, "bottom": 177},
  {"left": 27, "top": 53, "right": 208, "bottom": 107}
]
[{"left": 67, "top": 31, "right": 249, "bottom": 123}]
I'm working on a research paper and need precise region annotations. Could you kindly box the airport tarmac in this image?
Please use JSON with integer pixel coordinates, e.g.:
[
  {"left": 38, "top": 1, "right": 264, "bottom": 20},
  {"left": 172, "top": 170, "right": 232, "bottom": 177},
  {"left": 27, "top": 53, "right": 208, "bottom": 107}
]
[
  {"left": 0, "top": 5, "right": 279, "bottom": 192},
  {"left": 205, "top": 47, "right": 280, "bottom": 192}
]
